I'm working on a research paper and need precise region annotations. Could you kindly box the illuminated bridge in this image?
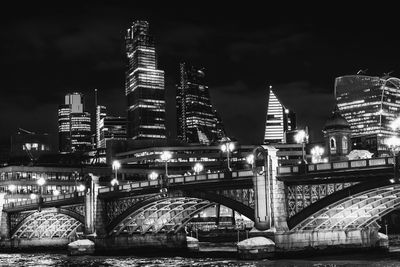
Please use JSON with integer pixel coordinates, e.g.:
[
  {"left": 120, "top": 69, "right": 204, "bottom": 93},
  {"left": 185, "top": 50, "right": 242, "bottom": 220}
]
[{"left": 0, "top": 147, "right": 396, "bottom": 254}]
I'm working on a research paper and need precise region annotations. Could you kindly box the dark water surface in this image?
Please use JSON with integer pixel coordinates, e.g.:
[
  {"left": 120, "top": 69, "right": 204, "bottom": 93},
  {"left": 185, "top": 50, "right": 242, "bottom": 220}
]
[{"left": 1, "top": 252, "right": 400, "bottom": 267}]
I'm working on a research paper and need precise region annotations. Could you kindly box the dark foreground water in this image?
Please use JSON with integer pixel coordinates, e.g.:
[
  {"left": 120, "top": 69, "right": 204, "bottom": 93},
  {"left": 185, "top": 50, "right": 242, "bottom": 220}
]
[{"left": 1, "top": 252, "right": 400, "bottom": 267}]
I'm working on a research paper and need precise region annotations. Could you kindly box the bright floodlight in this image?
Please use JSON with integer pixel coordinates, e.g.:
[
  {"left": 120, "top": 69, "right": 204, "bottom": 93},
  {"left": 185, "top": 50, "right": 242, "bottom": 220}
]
[
  {"left": 8, "top": 184, "right": 16, "bottom": 193},
  {"left": 384, "top": 136, "right": 400, "bottom": 150},
  {"left": 193, "top": 163, "right": 204, "bottom": 174},
  {"left": 53, "top": 189, "right": 60, "bottom": 196},
  {"left": 160, "top": 151, "right": 172, "bottom": 161},
  {"left": 221, "top": 142, "right": 235, "bottom": 152},
  {"left": 311, "top": 146, "right": 324, "bottom": 156},
  {"left": 295, "top": 130, "right": 308, "bottom": 144},
  {"left": 112, "top": 160, "right": 121, "bottom": 170},
  {"left": 228, "top": 142, "right": 235, "bottom": 151},
  {"left": 77, "top": 184, "right": 86, "bottom": 192},
  {"left": 149, "top": 171, "right": 159, "bottom": 180},
  {"left": 111, "top": 178, "right": 119, "bottom": 186},
  {"left": 30, "top": 193, "right": 37, "bottom": 200},
  {"left": 37, "top": 177, "right": 46, "bottom": 186},
  {"left": 246, "top": 154, "right": 254, "bottom": 165},
  {"left": 311, "top": 146, "right": 324, "bottom": 164},
  {"left": 390, "top": 117, "right": 400, "bottom": 131}
]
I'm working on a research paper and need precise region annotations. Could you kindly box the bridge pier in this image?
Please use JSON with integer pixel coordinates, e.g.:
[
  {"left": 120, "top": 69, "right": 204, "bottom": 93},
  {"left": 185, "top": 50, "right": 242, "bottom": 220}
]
[
  {"left": 239, "top": 146, "right": 288, "bottom": 259},
  {"left": 84, "top": 174, "right": 99, "bottom": 236},
  {"left": 274, "top": 226, "right": 387, "bottom": 253},
  {"left": 0, "top": 211, "right": 10, "bottom": 240}
]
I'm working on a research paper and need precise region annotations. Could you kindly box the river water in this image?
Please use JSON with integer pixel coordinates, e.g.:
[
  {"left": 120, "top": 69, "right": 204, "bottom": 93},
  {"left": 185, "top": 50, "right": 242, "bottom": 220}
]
[{"left": 1, "top": 252, "right": 400, "bottom": 267}]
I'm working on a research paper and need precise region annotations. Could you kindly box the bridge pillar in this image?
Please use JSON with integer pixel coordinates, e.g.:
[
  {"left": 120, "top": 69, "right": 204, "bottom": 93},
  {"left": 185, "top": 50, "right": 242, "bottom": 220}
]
[
  {"left": 0, "top": 193, "right": 9, "bottom": 239},
  {"left": 252, "top": 145, "right": 288, "bottom": 232},
  {"left": 84, "top": 174, "right": 99, "bottom": 235},
  {"left": 0, "top": 211, "right": 10, "bottom": 239}
]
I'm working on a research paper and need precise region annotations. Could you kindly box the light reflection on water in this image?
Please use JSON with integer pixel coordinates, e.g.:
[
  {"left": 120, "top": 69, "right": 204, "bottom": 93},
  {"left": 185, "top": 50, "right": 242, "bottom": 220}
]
[{"left": 1, "top": 253, "right": 400, "bottom": 267}]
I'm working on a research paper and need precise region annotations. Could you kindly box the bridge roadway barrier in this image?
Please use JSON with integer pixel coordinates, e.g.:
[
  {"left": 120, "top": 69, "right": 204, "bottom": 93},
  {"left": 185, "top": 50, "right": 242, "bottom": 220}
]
[
  {"left": 97, "top": 170, "right": 254, "bottom": 194},
  {"left": 278, "top": 156, "right": 393, "bottom": 176}
]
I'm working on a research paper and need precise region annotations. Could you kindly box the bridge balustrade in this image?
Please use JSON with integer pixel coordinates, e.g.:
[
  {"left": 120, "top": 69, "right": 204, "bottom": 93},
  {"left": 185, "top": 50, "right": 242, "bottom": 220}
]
[
  {"left": 277, "top": 157, "right": 393, "bottom": 176},
  {"left": 97, "top": 170, "right": 253, "bottom": 194},
  {"left": 3, "top": 191, "right": 85, "bottom": 209}
]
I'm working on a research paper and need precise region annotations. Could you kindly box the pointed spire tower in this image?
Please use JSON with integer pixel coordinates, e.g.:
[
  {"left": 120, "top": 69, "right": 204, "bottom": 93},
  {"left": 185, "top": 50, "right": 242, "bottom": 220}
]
[{"left": 264, "top": 85, "right": 296, "bottom": 144}]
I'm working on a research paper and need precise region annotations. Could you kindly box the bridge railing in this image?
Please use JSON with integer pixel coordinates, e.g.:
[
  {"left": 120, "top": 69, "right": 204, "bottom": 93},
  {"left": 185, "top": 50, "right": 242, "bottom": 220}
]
[
  {"left": 3, "top": 191, "right": 85, "bottom": 209},
  {"left": 277, "top": 156, "right": 393, "bottom": 176},
  {"left": 98, "top": 169, "right": 254, "bottom": 194}
]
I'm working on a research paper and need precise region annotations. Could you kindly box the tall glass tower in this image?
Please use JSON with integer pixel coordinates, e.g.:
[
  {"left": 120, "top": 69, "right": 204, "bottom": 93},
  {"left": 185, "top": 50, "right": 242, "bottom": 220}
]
[
  {"left": 58, "top": 93, "right": 92, "bottom": 153},
  {"left": 335, "top": 74, "right": 400, "bottom": 155},
  {"left": 125, "top": 20, "right": 166, "bottom": 140},
  {"left": 264, "top": 86, "right": 296, "bottom": 144},
  {"left": 176, "top": 63, "right": 226, "bottom": 144}
]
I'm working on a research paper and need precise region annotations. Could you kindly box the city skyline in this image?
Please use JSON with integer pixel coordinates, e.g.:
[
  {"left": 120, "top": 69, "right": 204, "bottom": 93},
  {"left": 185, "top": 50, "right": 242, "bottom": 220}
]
[{"left": 4, "top": 4, "right": 400, "bottom": 148}]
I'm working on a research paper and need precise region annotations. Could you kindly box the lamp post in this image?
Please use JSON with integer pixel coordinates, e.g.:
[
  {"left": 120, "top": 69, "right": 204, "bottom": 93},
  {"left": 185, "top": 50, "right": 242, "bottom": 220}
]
[
  {"left": 246, "top": 154, "right": 254, "bottom": 169},
  {"left": 111, "top": 160, "right": 121, "bottom": 187},
  {"left": 160, "top": 151, "right": 172, "bottom": 177},
  {"left": 53, "top": 189, "right": 60, "bottom": 196},
  {"left": 149, "top": 171, "right": 159, "bottom": 182},
  {"left": 221, "top": 142, "right": 235, "bottom": 171},
  {"left": 37, "top": 177, "right": 46, "bottom": 197},
  {"left": 37, "top": 177, "right": 46, "bottom": 212},
  {"left": 295, "top": 130, "right": 309, "bottom": 164},
  {"left": 384, "top": 136, "right": 400, "bottom": 183},
  {"left": 8, "top": 184, "right": 16, "bottom": 196},
  {"left": 77, "top": 184, "right": 86, "bottom": 192},
  {"left": 310, "top": 146, "right": 324, "bottom": 164},
  {"left": 193, "top": 163, "right": 204, "bottom": 175}
]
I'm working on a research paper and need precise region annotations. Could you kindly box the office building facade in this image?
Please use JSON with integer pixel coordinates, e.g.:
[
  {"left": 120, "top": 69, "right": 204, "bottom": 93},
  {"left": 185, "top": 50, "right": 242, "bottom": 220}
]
[
  {"left": 335, "top": 75, "right": 400, "bottom": 155},
  {"left": 264, "top": 86, "right": 296, "bottom": 144},
  {"left": 58, "top": 93, "right": 92, "bottom": 153},
  {"left": 96, "top": 105, "right": 107, "bottom": 149},
  {"left": 176, "top": 63, "right": 226, "bottom": 144},
  {"left": 125, "top": 20, "right": 166, "bottom": 140},
  {"left": 98, "top": 116, "right": 127, "bottom": 149}
]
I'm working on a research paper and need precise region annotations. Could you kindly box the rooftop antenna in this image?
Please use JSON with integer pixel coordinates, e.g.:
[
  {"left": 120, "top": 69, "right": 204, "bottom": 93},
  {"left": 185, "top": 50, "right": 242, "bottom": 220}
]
[{"left": 94, "top": 88, "right": 98, "bottom": 108}]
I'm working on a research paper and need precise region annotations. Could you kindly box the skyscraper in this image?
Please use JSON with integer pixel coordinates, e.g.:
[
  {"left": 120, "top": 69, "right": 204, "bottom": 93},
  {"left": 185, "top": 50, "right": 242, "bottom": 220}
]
[
  {"left": 264, "top": 86, "right": 296, "bottom": 144},
  {"left": 335, "top": 74, "right": 400, "bottom": 155},
  {"left": 58, "top": 93, "right": 92, "bottom": 153},
  {"left": 176, "top": 63, "right": 226, "bottom": 144},
  {"left": 96, "top": 105, "right": 107, "bottom": 149},
  {"left": 125, "top": 20, "right": 166, "bottom": 140}
]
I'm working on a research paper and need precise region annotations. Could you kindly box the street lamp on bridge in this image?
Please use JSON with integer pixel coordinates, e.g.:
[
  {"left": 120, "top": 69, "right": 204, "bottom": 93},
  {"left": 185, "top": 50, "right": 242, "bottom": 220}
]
[
  {"left": 193, "top": 163, "right": 204, "bottom": 174},
  {"left": 149, "top": 171, "right": 159, "bottom": 181},
  {"left": 384, "top": 136, "right": 400, "bottom": 183},
  {"left": 8, "top": 184, "right": 16, "bottom": 195},
  {"left": 295, "top": 130, "right": 309, "bottom": 164},
  {"left": 246, "top": 154, "right": 254, "bottom": 169},
  {"left": 310, "top": 146, "right": 324, "bottom": 164},
  {"left": 221, "top": 142, "right": 235, "bottom": 171},
  {"left": 37, "top": 177, "right": 46, "bottom": 212},
  {"left": 111, "top": 160, "right": 121, "bottom": 187},
  {"left": 160, "top": 151, "right": 172, "bottom": 178}
]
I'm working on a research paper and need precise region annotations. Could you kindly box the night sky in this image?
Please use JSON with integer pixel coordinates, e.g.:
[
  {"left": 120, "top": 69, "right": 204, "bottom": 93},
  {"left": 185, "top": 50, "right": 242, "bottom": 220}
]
[{"left": 3, "top": 3, "right": 400, "bottom": 149}]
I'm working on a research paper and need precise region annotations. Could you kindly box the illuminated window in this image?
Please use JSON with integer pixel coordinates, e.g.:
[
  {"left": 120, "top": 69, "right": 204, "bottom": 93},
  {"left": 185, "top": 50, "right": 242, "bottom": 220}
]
[
  {"left": 330, "top": 137, "right": 336, "bottom": 154},
  {"left": 342, "top": 136, "right": 348, "bottom": 153}
]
